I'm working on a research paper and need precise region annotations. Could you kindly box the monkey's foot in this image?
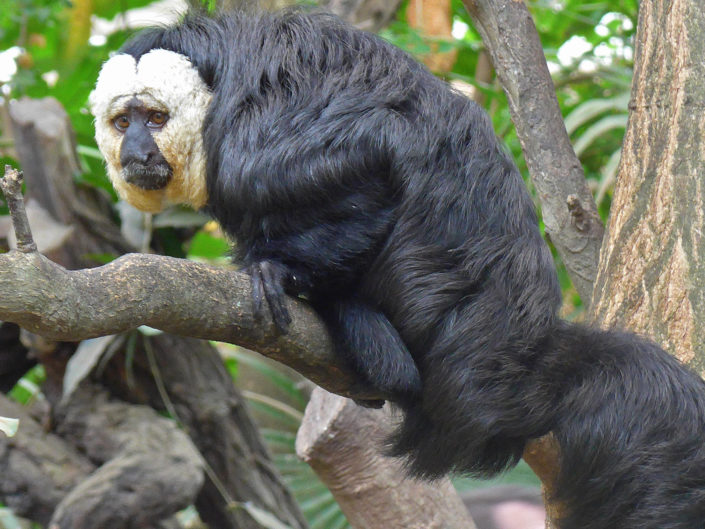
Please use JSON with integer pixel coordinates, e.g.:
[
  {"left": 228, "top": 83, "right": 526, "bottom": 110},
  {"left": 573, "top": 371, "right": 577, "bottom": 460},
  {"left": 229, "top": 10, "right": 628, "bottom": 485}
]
[{"left": 248, "top": 260, "right": 292, "bottom": 333}]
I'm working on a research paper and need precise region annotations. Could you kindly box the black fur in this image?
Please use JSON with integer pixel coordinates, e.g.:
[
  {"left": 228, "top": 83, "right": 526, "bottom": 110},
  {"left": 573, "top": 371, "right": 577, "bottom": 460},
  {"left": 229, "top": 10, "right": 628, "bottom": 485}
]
[{"left": 119, "top": 10, "right": 705, "bottom": 528}]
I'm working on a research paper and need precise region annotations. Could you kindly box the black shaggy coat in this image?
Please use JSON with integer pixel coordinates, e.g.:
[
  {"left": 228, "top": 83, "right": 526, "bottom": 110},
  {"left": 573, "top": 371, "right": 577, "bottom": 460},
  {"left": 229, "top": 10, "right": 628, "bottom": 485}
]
[{"left": 121, "top": 10, "right": 705, "bottom": 529}]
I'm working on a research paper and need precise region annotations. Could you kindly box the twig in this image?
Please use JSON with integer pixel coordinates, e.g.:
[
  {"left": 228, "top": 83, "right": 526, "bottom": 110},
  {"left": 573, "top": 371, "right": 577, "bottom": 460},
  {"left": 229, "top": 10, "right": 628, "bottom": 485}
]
[{"left": 0, "top": 165, "right": 36, "bottom": 253}]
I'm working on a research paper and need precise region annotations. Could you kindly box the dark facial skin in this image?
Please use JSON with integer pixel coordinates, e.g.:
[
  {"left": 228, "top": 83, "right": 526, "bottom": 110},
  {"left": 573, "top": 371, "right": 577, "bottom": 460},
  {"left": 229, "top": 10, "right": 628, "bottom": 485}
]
[{"left": 115, "top": 97, "right": 173, "bottom": 190}]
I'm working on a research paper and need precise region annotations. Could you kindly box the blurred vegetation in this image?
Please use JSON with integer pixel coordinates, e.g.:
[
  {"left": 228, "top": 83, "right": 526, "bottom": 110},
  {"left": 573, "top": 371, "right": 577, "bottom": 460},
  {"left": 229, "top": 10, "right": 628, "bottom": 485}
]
[{"left": 0, "top": 0, "right": 636, "bottom": 527}]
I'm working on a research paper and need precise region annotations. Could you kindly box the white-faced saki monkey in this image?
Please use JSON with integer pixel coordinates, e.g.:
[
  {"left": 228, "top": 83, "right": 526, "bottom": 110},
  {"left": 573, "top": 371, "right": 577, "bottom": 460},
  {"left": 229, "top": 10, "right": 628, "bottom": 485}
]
[{"left": 90, "top": 9, "right": 705, "bottom": 529}]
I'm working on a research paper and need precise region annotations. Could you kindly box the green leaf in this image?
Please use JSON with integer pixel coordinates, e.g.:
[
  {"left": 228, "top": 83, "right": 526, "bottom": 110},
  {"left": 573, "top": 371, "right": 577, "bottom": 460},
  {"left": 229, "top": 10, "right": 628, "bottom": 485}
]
[
  {"left": 260, "top": 428, "right": 297, "bottom": 451},
  {"left": 595, "top": 147, "right": 622, "bottom": 205},
  {"left": 187, "top": 230, "right": 230, "bottom": 260},
  {"left": 309, "top": 498, "right": 348, "bottom": 529},
  {"left": 8, "top": 365, "right": 46, "bottom": 404},
  {"left": 564, "top": 93, "right": 629, "bottom": 134},
  {"left": 240, "top": 502, "right": 295, "bottom": 529},
  {"left": 226, "top": 347, "right": 308, "bottom": 408},
  {"left": 82, "top": 252, "right": 119, "bottom": 264},
  {"left": 573, "top": 114, "right": 628, "bottom": 156}
]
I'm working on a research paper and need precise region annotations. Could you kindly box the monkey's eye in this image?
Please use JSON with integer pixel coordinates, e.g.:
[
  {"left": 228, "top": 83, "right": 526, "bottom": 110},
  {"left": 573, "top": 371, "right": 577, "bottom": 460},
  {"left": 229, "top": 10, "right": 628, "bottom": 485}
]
[
  {"left": 113, "top": 115, "right": 130, "bottom": 131},
  {"left": 147, "top": 111, "right": 168, "bottom": 128}
]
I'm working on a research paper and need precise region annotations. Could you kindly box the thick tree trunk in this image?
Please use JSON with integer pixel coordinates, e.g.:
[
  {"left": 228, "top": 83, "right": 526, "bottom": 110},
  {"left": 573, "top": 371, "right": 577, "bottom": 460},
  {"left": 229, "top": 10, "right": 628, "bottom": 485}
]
[
  {"left": 590, "top": 0, "right": 705, "bottom": 369},
  {"left": 577, "top": 1, "right": 705, "bottom": 527},
  {"left": 463, "top": 1, "right": 705, "bottom": 527}
]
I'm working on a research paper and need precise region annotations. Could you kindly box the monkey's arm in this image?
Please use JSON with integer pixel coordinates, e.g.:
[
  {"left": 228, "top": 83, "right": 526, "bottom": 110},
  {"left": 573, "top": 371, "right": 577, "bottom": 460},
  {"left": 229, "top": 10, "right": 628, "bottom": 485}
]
[
  {"left": 314, "top": 297, "right": 422, "bottom": 405},
  {"left": 204, "top": 99, "right": 421, "bottom": 398},
  {"left": 205, "top": 100, "right": 402, "bottom": 309}
]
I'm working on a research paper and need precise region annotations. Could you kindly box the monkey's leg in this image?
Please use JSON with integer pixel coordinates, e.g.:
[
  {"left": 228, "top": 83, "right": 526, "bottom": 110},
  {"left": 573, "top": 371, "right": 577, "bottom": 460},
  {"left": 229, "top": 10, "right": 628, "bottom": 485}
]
[{"left": 315, "top": 298, "right": 422, "bottom": 407}]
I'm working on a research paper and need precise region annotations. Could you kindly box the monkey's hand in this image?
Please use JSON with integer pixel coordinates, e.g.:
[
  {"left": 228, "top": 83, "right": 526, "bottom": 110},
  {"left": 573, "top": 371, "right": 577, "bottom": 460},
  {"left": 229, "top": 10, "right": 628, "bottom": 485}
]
[{"left": 247, "top": 260, "right": 293, "bottom": 333}]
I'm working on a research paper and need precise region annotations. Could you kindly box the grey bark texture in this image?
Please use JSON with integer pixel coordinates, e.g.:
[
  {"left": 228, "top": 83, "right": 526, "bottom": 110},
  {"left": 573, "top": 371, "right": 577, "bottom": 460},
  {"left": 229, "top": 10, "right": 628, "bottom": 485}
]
[
  {"left": 297, "top": 388, "right": 478, "bottom": 529},
  {"left": 590, "top": 0, "right": 705, "bottom": 371},
  {"left": 321, "top": 0, "right": 403, "bottom": 31},
  {"left": 460, "top": 1, "right": 705, "bottom": 528},
  {"left": 462, "top": 0, "right": 604, "bottom": 307},
  {"left": 49, "top": 386, "right": 204, "bottom": 529}
]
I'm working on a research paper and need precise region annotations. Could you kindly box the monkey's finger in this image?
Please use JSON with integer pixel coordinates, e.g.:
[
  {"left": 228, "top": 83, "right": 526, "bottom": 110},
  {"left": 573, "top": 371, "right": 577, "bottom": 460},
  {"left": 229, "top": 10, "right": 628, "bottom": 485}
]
[
  {"left": 260, "top": 261, "right": 292, "bottom": 333},
  {"left": 250, "top": 265, "right": 265, "bottom": 319}
]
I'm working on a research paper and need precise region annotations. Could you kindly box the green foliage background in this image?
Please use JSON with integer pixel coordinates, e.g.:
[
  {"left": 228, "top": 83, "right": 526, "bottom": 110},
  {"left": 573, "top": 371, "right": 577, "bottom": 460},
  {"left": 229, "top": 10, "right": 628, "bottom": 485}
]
[{"left": 0, "top": 0, "right": 637, "bottom": 527}]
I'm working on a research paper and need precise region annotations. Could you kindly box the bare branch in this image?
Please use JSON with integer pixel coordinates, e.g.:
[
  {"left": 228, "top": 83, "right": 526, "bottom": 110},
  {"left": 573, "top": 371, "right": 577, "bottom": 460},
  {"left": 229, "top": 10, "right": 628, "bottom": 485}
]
[
  {"left": 1, "top": 166, "right": 36, "bottom": 252},
  {"left": 462, "top": 0, "right": 604, "bottom": 306},
  {"left": 297, "top": 388, "right": 478, "bottom": 529},
  {"left": 0, "top": 250, "right": 382, "bottom": 402}
]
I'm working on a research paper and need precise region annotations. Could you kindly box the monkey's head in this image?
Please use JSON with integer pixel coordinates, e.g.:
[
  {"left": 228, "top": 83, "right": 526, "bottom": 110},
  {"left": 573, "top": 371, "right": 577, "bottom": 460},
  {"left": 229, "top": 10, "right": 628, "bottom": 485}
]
[{"left": 90, "top": 49, "right": 212, "bottom": 213}]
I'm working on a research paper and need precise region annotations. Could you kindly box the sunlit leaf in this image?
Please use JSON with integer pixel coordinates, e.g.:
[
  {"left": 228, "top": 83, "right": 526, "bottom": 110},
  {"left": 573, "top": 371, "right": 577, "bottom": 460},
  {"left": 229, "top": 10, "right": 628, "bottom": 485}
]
[
  {"left": 573, "top": 114, "right": 628, "bottom": 156},
  {"left": 240, "top": 502, "right": 295, "bottom": 529},
  {"left": 564, "top": 93, "right": 629, "bottom": 134}
]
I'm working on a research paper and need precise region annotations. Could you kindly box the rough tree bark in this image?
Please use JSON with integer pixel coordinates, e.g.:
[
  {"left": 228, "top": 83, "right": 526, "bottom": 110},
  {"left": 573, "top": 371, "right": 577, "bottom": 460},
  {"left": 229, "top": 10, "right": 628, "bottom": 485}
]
[
  {"left": 297, "top": 389, "right": 477, "bottom": 529},
  {"left": 590, "top": 0, "right": 705, "bottom": 366},
  {"left": 462, "top": 1, "right": 705, "bottom": 528},
  {"left": 49, "top": 386, "right": 204, "bottom": 529},
  {"left": 1, "top": 98, "right": 309, "bottom": 529},
  {"left": 455, "top": 3, "right": 603, "bottom": 522},
  {"left": 584, "top": 0, "right": 705, "bottom": 527}
]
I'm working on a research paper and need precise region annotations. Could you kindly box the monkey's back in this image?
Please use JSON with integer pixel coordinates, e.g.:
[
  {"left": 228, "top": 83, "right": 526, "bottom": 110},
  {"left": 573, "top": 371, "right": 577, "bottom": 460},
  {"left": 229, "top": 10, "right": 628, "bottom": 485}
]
[{"left": 116, "top": 10, "right": 705, "bottom": 526}]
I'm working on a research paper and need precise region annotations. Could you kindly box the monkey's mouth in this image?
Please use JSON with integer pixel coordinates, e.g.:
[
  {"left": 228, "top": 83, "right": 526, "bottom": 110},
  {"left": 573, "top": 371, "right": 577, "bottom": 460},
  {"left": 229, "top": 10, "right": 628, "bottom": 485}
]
[{"left": 122, "top": 161, "right": 173, "bottom": 190}]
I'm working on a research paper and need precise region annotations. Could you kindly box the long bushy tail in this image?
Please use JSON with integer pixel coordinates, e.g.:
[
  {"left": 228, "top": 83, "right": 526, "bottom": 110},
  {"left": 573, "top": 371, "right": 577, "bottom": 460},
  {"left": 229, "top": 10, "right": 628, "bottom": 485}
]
[
  {"left": 550, "top": 323, "right": 705, "bottom": 529},
  {"left": 389, "top": 321, "right": 705, "bottom": 529}
]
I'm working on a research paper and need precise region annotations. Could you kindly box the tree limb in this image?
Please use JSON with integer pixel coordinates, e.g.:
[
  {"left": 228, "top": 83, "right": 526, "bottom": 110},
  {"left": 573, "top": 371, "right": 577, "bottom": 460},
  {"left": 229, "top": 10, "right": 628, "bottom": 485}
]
[
  {"left": 1, "top": 97, "right": 314, "bottom": 529},
  {"left": 297, "top": 388, "right": 478, "bottom": 529},
  {"left": 459, "top": 3, "right": 605, "bottom": 526},
  {"left": 0, "top": 249, "right": 382, "bottom": 403},
  {"left": 462, "top": 0, "right": 604, "bottom": 307},
  {"left": 0, "top": 166, "right": 36, "bottom": 252}
]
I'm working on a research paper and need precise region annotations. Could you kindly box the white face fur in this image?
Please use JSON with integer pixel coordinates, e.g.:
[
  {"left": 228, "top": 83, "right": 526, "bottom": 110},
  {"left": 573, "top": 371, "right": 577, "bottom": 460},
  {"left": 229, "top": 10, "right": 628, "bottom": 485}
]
[{"left": 90, "top": 49, "right": 212, "bottom": 213}]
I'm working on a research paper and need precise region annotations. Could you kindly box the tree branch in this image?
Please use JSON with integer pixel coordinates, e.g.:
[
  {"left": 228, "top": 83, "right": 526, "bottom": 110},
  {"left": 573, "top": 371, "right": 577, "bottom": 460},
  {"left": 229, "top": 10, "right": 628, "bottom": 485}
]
[
  {"left": 0, "top": 249, "right": 383, "bottom": 403},
  {"left": 459, "top": 3, "right": 605, "bottom": 526},
  {"left": 0, "top": 166, "right": 36, "bottom": 252},
  {"left": 297, "top": 388, "right": 478, "bottom": 529},
  {"left": 3, "top": 97, "right": 313, "bottom": 529},
  {"left": 462, "top": 0, "right": 604, "bottom": 307}
]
